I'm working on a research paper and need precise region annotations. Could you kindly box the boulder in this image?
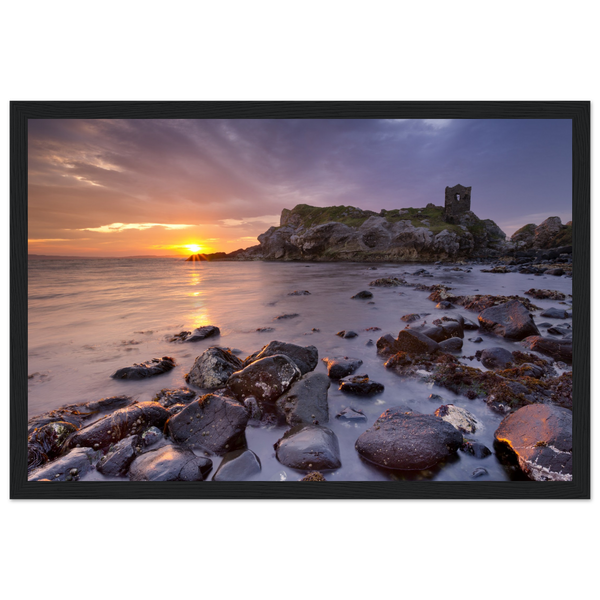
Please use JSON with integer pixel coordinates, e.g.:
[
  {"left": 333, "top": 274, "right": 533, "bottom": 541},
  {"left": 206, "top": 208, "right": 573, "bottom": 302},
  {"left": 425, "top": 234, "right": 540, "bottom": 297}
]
[
  {"left": 275, "top": 372, "right": 330, "bottom": 426},
  {"left": 244, "top": 341, "right": 318, "bottom": 375},
  {"left": 480, "top": 347, "right": 514, "bottom": 370},
  {"left": 111, "top": 356, "right": 176, "bottom": 380},
  {"left": 185, "top": 325, "right": 220, "bottom": 342},
  {"left": 351, "top": 291, "right": 373, "bottom": 299},
  {"left": 376, "top": 334, "right": 402, "bottom": 355},
  {"left": 167, "top": 393, "right": 249, "bottom": 454},
  {"left": 212, "top": 449, "right": 261, "bottom": 481},
  {"left": 336, "top": 330, "right": 359, "bottom": 339},
  {"left": 97, "top": 435, "right": 139, "bottom": 477},
  {"left": 68, "top": 402, "right": 170, "bottom": 450},
  {"left": 28, "top": 421, "right": 79, "bottom": 473},
  {"left": 29, "top": 447, "right": 102, "bottom": 481},
  {"left": 478, "top": 300, "right": 540, "bottom": 340},
  {"left": 434, "top": 404, "right": 478, "bottom": 434},
  {"left": 228, "top": 354, "right": 301, "bottom": 404},
  {"left": 401, "top": 313, "right": 421, "bottom": 323},
  {"left": 335, "top": 407, "right": 367, "bottom": 422},
  {"left": 494, "top": 404, "right": 572, "bottom": 481},
  {"left": 322, "top": 356, "right": 363, "bottom": 379},
  {"left": 540, "top": 307, "right": 568, "bottom": 319},
  {"left": 438, "top": 337, "right": 463, "bottom": 353},
  {"left": 274, "top": 425, "right": 341, "bottom": 471},
  {"left": 396, "top": 329, "right": 440, "bottom": 355},
  {"left": 338, "top": 374, "right": 384, "bottom": 396},
  {"left": 154, "top": 388, "right": 197, "bottom": 408},
  {"left": 544, "top": 268, "right": 565, "bottom": 276},
  {"left": 186, "top": 347, "right": 243, "bottom": 389},
  {"left": 141, "top": 426, "right": 163, "bottom": 447},
  {"left": 521, "top": 336, "right": 572, "bottom": 364},
  {"left": 355, "top": 408, "right": 463, "bottom": 470},
  {"left": 129, "top": 445, "right": 213, "bottom": 481}
]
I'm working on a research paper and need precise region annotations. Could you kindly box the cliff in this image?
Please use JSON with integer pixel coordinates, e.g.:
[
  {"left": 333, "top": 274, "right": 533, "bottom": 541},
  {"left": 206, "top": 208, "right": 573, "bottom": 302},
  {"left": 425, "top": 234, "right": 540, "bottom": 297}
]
[
  {"left": 216, "top": 203, "right": 508, "bottom": 262},
  {"left": 511, "top": 217, "right": 572, "bottom": 250}
]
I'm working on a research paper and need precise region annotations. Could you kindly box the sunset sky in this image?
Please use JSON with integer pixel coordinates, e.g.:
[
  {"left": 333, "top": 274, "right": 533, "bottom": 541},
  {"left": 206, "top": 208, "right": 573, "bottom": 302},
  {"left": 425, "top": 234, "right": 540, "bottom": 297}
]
[{"left": 28, "top": 118, "right": 572, "bottom": 257}]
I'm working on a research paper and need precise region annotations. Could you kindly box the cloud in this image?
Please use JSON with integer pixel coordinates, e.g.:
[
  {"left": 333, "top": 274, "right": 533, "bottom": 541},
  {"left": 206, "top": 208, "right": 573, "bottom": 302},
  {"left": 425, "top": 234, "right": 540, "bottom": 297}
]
[
  {"left": 219, "top": 215, "right": 281, "bottom": 227},
  {"left": 75, "top": 223, "right": 194, "bottom": 233}
]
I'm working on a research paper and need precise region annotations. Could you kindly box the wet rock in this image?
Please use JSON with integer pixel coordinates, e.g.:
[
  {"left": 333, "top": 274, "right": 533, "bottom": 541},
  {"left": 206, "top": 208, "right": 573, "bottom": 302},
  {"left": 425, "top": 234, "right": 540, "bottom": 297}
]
[
  {"left": 322, "top": 356, "right": 363, "bottom": 379},
  {"left": 494, "top": 404, "right": 572, "bottom": 481},
  {"left": 434, "top": 404, "right": 478, "bottom": 433},
  {"left": 435, "top": 300, "right": 454, "bottom": 309},
  {"left": 462, "top": 317, "right": 480, "bottom": 330},
  {"left": 376, "top": 334, "right": 402, "bottom": 355},
  {"left": 520, "top": 363, "right": 545, "bottom": 378},
  {"left": 141, "top": 426, "right": 163, "bottom": 446},
  {"left": 438, "top": 338, "right": 463, "bottom": 353},
  {"left": 275, "top": 313, "right": 300, "bottom": 320},
  {"left": 274, "top": 425, "right": 341, "bottom": 470},
  {"left": 97, "top": 435, "right": 138, "bottom": 477},
  {"left": 537, "top": 322, "right": 553, "bottom": 328},
  {"left": 469, "top": 336, "right": 483, "bottom": 343},
  {"left": 401, "top": 313, "right": 421, "bottom": 323},
  {"left": 185, "top": 325, "right": 220, "bottom": 342},
  {"left": 243, "top": 396, "right": 262, "bottom": 420},
  {"left": 336, "top": 330, "right": 359, "bottom": 339},
  {"left": 288, "top": 290, "right": 311, "bottom": 296},
  {"left": 525, "top": 288, "right": 567, "bottom": 300},
  {"left": 186, "top": 347, "right": 243, "bottom": 389},
  {"left": 336, "top": 407, "right": 367, "bottom": 421},
  {"left": 256, "top": 327, "right": 275, "bottom": 333},
  {"left": 540, "top": 307, "right": 568, "bottom": 319},
  {"left": 29, "top": 447, "right": 102, "bottom": 481},
  {"left": 420, "top": 325, "right": 446, "bottom": 343},
  {"left": 521, "top": 336, "right": 572, "bottom": 363},
  {"left": 478, "top": 300, "right": 540, "bottom": 340},
  {"left": 129, "top": 445, "right": 213, "bottom": 481},
  {"left": 461, "top": 441, "right": 492, "bottom": 459},
  {"left": 355, "top": 408, "right": 463, "bottom": 470},
  {"left": 339, "top": 374, "right": 384, "bottom": 396},
  {"left": 545, "top": 268, "right": 565, "bottom": 276},
  {"left": 369, "top": 277, "right": 406, "bottom": 287},
  {"left": 365, "top": 339, "right": 374, "bottom": 347},
  {"left": 351, "top": 290, "right": 373, "bottom": 299},
  {"left": 396, "top": 329, "right": 440, "bottom": 355},
  {"left": 472, "top": 467, "right": 488, "bottom": 478},
  {"left": 69, "top": 402, "right": 170, "bottom": 450},
  {"left": 547, "top": 326, "right": 571, "bottom": 337},
  {"left": 441, "top": 320, "right": 464, "bottom": 339},
  {"left": 243, "top": 341, "right": 318, "bottom": 375},
  {"left": 111, "top": 356, "right": 176, "bottom": 380},
  {"left": 28, "top": 421, "right": 79, "bottom": 473},
  {"left": 275, "top": 372, "right": 330, "bottom": 426},
  {"left": 154, "top": 387, "right": 197, "bottom": 408},
  {"left": 480, "top": 347, "right": 514, "bottom": 370},
  {"left": 228, "top": 354, "right": 301, "bottom": 404},
  {"left": 212, "top": 449, "right": 261, "bottom": 481},
  {"left": 167, "top": 393, "right": 249, "bottom": 454}
]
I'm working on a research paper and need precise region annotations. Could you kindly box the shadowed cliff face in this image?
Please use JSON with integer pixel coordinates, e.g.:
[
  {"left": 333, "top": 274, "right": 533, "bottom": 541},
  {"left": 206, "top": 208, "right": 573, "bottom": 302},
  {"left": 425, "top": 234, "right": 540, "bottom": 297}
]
[{"left": 220, "top": 203, "right": 509, "bottom": 262}]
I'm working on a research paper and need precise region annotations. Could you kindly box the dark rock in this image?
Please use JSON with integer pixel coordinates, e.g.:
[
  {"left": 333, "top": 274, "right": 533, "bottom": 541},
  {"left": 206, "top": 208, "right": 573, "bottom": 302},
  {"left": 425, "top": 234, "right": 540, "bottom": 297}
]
[
  {"left": 351, "top": 290, "right": 373, "bottom": 299},
  {"left": 274, "top": 425, "right": 341, "bottom": 471},
  {"left": 461, "top": 441, "right": 492, "bottom": 459},
  {"left": 355, "top": 408, "right": 463, "bottom": 470},
  {"left": 275, "top": 372, "right": 330, "bottom": 426},
  {"left": 275, "top": 313, "right": 300, "bottom": 320},
  {"left": 322, "top": 356, "right": 363, "bottom": 379},
  {"left": 540, "top": 307, "right": 568, "bottom": 319},
  {"left": 401, "top": 313, "right": 421, "bottom": 323},
  {"left": 141, "top": 426, "right": 163, "bottom": 446},
  {"left": 29, "top": 447, "right": 101, "bottom": 481},
  {"left": 185, "top": 325, "right": 220, "bottom": 342},
  {"left": 243, "top": 341, "right": 318, "bottom": 375},
  {"left": 420, "top": 325, "right": 446, "bottom": 343},
  {"left": 228, "top": 354, "right": 301, "bottom": 404},
  {"left": 494, "top": 404, "right": 572, "bottom": 481},
  {"left": 545, "top": 268, "right": 565, "bottom": 276},
  {"left": 243, "top": 396, "right": 262, "bottom": 420},
  {"left": 97, "top": 435, "right": 138, "bottom": 477},
  {"left": 438, "top": 337, "right": 463, "bottom": 353},
  {"left": 28, "top": 421, "right": 79, "bottom": 473},
  {"left": 462, "top": 317, "right": 480, "bottom": 330},
  {"left": 369, "top": 277, "right": 406, "bottom": 287},
  {"left": 435, "top": 300, "right": 454, "bottom": 309},
  {"left": 212, "top": 449, "right": 261, "bottom": 481},
  {"left": 111, "top": 356, "right": 176, "bottom": 380},
  {"left": 288, "top": 290, "right": 311, "bottom": 296},
  {"left": 376, "top": 334, "right": 401, "bottom": 355},
  {"left": 336, "top": 330, "right": 359, "bottom": 339},
  {"left": 538, "top": 322, "right": 553, "bottom": 328},
  {"left": 69, "top": 402, "right": 170, "bottom": 450},
  {"left": 434, "top": 404, "right": 478, "bottom": 433},
  {"left": 472, "top": 467, "right": 488, "bottom": 478},
  {"left": 441, "top": 321, "right": 464, "bottom": 339},
  {"left": 547, "top": 326, "right": 570, "bottom": 337},
  {"left": 167, "top": 393, "right": 249, "bottom": 454},
  {"left": 520, "top": 363, "right": 545, "bottom": 378},
  {"left": 480, "top": 347, "right": 514, "bottom": 370},
  {"left": 365, "top": 339, "right": 374, "bottom": 347},
  {"left": 186, "top": 347, "right": 243, "bottom": 389},
  {"left": 396, "top": 329, "right": 440, "bottom": 355},
  {"left": 521, "top": 336, "right": 572, "bottom": 363},
  {"left": 336, "top": 407, "right": 367, "bottom": 422},
  {"left": 478, "top": 300, "right": 540, "bottom": 340},
  {"left": 256, "top": 327, "right": 275, "bottom": 333},
  {"left": 338, "top": 374, "right": 384, "bottom": 396},
  {"left": 300, "top": 471, "right": 327, "bottom": 481},
  {"left": 129, "top": 445, "right": 213, "bottom": 481},
  {"left": 469, "top": 336, "right": 483, "bottom": 343},
  {"left": 154, "top": 387, "right": 196, "bottom": 408}
]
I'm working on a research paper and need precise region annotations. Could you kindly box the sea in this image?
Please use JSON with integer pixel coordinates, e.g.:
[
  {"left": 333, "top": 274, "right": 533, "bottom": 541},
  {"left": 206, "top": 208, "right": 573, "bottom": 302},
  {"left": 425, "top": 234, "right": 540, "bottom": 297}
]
[{"left": 28, "top": 257, "right": 573, "bottom": 482}]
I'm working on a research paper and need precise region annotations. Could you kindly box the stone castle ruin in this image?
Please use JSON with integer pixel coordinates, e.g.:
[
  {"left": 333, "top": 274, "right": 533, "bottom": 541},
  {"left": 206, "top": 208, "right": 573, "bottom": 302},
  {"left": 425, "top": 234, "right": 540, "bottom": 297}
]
[{"left": 444, "top": 184, "right": 471, "bottom": 223}]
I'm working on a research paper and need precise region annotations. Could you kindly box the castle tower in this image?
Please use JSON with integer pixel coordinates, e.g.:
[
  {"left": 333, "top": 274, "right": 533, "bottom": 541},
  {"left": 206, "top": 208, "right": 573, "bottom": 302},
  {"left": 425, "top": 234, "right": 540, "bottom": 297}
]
[{"left": 444, "top": 184, "right": 471, "bottom": 223}]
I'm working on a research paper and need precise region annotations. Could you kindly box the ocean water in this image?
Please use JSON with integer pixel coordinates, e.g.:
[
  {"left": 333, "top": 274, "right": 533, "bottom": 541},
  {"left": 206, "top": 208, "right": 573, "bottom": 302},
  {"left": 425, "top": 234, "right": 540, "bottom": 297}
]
[{"left": 28, "top": 258, "right": 573, "bottom": 482}]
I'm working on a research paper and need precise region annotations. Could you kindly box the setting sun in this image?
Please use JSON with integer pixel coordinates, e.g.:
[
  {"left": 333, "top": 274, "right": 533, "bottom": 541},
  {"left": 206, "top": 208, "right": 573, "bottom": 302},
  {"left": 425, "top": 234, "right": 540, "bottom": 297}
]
[{"left": 186, "top": 244, "right": 202, "bottom": 254}]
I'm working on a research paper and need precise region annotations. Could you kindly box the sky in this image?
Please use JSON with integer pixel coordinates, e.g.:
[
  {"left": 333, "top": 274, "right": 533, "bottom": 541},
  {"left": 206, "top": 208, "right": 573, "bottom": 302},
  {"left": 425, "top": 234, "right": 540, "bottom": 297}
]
[{"left": 28, "top": 118, "right": 572, "bottom": 257}]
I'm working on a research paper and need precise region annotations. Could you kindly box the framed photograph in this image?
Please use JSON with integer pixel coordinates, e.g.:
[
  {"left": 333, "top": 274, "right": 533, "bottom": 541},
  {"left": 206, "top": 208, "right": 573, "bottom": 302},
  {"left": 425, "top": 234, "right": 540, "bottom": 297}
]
[{"left": 11, "top": 101, "right": 590, "bottom": 499}]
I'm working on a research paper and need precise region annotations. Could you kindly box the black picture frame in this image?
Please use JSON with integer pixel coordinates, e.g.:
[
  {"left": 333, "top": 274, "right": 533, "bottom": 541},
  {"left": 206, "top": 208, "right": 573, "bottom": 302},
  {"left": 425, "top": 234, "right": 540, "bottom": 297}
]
[{"left": 11, "top": 101, "right": 590, "bottom": 500}]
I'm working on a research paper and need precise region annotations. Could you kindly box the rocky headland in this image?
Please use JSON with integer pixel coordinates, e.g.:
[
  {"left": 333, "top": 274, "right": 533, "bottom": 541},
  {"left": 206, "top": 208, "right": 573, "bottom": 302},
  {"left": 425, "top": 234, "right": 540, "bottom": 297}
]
[{"left": 203, "top": 204, "right": 571, "bottom": 263}]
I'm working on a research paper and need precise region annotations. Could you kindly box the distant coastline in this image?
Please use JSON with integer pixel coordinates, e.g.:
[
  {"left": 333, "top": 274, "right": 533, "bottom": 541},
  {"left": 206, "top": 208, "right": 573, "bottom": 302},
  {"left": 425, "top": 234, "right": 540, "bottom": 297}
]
[{"left": 28, "top": 254, "right": 182, "bottom": 260}]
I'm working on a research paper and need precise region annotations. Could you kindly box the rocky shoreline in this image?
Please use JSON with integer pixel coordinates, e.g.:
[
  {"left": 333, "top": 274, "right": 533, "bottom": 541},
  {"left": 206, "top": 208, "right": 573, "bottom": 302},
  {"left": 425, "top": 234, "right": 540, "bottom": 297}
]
[{"left": 28, "top": 255, "right": 573, "bottom": 483}]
